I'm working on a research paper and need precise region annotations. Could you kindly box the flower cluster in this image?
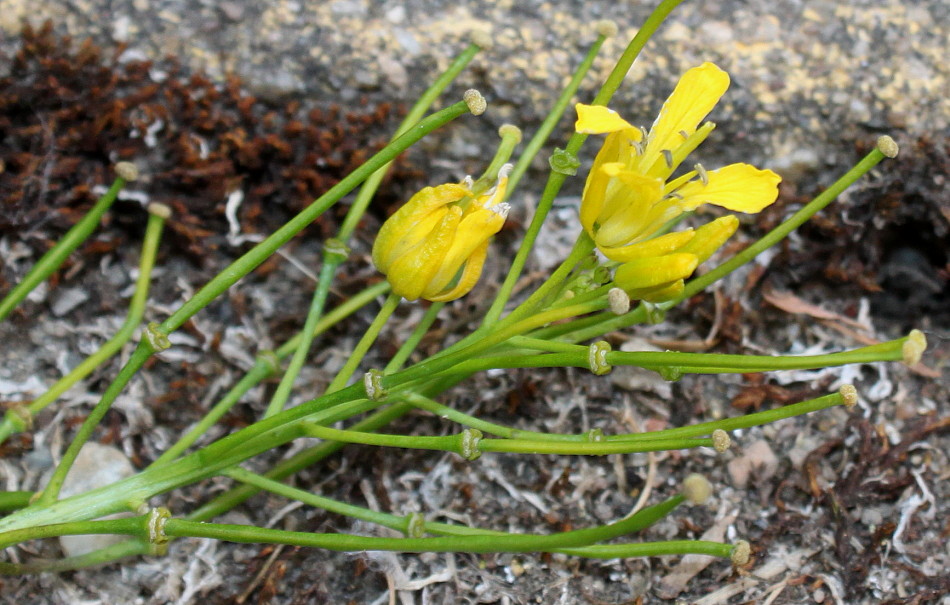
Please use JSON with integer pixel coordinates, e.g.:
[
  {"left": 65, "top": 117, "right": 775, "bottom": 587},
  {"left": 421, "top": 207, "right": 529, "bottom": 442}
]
[{"left": 576, "top": 62, "right": 781, "bottom": 301}]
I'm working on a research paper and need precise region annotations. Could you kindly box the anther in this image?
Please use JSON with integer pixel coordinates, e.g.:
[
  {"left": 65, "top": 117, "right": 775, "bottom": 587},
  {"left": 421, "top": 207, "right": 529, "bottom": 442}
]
[
  {"left": 839, "top": 384, "right": 858, "bottom": 410},
  {"left": 608, "top": 287, "right": 630, "bottom": 315},
  {"left": 147, "top": 202, "right": 172, "bottom": 219},
  {"left": 498, "top": 124, "right": 522, "bottom": 143},
  {"left": 595, "top": 20, "right": 618, "bottom": 38},
  {"left": 469, "top": 30, "right": 493, "bottom": 50},
  {"left": 587, "top": 341, "right": 612, "bottom": 376},
  {"left": 115, "top": 161, "right": 139, "bottom": 182},
  {"left": 662, "top": 149, "right": 674, "bottom": 168},
  {"left": 901, "top": 329, "right": 927, "bottom": 366},
  {"left": 678, "top": 130, "right": 689, "bottom": 140},
  {"left": 712, "top": 429, "right": 731, "bottom": 453},
  {"left": 731, "top": 540, "right": 751, "bottom": 567},
  {"left": 638, "top": 126, "right": 649, "bottom": 141},
  {"left": 682, "top": 474, "right": 712, "bottom": 504},
  {"left": 876, "top": 135, "right": 899, "bottom": 158},
  {"left": 694, "top": 162, "right": 709, "bottom": 186},
  {"left": 463, "top": 89, "right": 487, "bottom": 116}
]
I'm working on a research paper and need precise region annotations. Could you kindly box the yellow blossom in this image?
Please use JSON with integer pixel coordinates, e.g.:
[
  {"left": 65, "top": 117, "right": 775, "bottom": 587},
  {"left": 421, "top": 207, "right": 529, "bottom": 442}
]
[
  {"left": 575, "top": 62, "right": 781, "bottom": 271},
  {"left": 373, "top": 169, "right": 510, "bottom": 302}
]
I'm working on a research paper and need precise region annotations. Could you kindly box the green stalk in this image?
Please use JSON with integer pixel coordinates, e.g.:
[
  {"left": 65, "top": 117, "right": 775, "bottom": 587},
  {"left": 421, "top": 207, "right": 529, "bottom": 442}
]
[
  {"left": 606, "top": 391, "right": 845, "bottom": 441},
  {"left": 326, "top": 293, "right": 401, "bottom": 393},
  {"left": 299, "top": 422, "right": 711, "bottom": 456},
  {"left": 152, "top": 281, "right": 389, "bottom": 467},
  {"left": 165, "top": 493, "right": 687, "bottom": 553},
  {"left": 0, "top": 491, "right": 33, "bottom": 512},
  {"left": 0, "top": 208, "right": 167, "bottom": 445},
  {"left": 384, "top": 302, "right": 445, "bottom": 373},
  {"left": 34, "top": 343, "right": 156, "bottom": 506},
  {"left": 264, "top": 259, "right": 340, "bottom": 417},
  {"left": 483, "top": 0, "right": 686, "bottom": 325},
  {"left": 0, "top": 176, "right": 127, "bottom": 322},
  {"left": 504, "top": 27, "right": 613, "bottom": 195},
  {"left": 222, "top": 468, "right": 686, "bottom": 556}
]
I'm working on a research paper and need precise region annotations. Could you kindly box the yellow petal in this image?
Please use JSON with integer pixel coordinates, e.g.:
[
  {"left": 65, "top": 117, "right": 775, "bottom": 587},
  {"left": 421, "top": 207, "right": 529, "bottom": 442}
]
[
  {"left": 575, "top": 104, "right": 637, "bottom": 134},
  {"left": 600, "top": 229, "right": 696, "bottom": 262},
  {"left": 614, "top": 253, "right": 699, "bottom": 291},
  {"left": 590, "top": 164, "right": 665, "bottom": 248},
  {"left": 427, "top": 240, "right": 489, "bottom": 302},
  {"left": 676, "top": 215, "right": 739, "bottom": 264},
  {"left": 425, "top": 203, "right": 506, "bottom": 294},
  {"left": 642, "top": 63, "right": 729, "bottom": 173},
  {"left": 625, "top": 279, "right": 685, "bottom": 303},
  {"left": 676, "top": 164, "right": 781, "bottom": 213},
  {"left": 386, "top": 206, "right": 462, "bottom": 301},
  {"left": 373, "top": 183, "right": 469, "bottom": 270}
]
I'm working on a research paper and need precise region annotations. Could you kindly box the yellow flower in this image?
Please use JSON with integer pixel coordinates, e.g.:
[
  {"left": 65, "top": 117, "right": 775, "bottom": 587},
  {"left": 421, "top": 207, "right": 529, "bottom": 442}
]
[
  {"left": 575, "top": 62, "right": 781, "bottom": 265},
  {"left": 372, "top": 170, "right": 510, "bottom": 302}
]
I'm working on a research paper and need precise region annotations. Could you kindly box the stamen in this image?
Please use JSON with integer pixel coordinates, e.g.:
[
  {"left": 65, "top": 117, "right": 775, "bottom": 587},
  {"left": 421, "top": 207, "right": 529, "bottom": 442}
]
[
  {"left": 638, "top": 125, "right": 649, "bottom": 141},
  {"left": 662, "top": 149, "right": 673, "bottom": 168},
  {"left": 694, "top": 162, "right": 709, "bottom": 186},
  {"left": 632, "top": 140, "right": 646, "bottom": 155},
  {"left": 678, "top": 130, "right": 689, "bottom": 140}
]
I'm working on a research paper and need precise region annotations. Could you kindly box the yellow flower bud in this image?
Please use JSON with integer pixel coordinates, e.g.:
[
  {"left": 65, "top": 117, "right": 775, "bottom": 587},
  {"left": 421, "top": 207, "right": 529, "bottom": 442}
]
[
  {"left": 614, "top": 253, "right": 698, "bottom": 295},
  {"left": 372, "top": 173, "right": 509, "bottom": 302}
]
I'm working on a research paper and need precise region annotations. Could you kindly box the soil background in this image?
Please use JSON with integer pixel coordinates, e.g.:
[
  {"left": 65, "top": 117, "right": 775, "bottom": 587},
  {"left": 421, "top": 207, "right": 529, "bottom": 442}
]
[{"left": 0, "top": 1, "right": 947, "bottom": 604}]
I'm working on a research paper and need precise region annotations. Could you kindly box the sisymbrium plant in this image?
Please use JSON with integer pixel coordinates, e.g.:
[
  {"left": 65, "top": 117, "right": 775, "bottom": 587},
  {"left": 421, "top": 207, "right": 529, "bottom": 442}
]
[{"left": 0, "top": 0, "right": 930, "bottom": 598}]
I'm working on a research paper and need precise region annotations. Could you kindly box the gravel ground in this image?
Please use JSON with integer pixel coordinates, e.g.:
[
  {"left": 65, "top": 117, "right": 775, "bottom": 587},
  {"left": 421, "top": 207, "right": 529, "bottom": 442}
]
[{"left": 1, "top": 1, "right": 947, "bottom": 604}]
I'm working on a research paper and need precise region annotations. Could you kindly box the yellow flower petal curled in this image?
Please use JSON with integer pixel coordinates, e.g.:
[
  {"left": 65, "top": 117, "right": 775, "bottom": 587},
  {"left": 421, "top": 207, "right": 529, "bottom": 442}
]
[
  {"left": 600, "top": 229, "right": 696, "bottom": 263},
  {"left": 372, "top": 175, "right": 509, "bottom": 302},
  {"left": 614, "top": 253, "right": 699, "bottom": 292},
  {"left": 675, "top": 215, "right": 739, "bottom": 264},
  {"left": 574, "top": 103, "right": 638, "bottom": 134},
  {"left": 675, "top": 164, "right": 782, "bottom": 213}
]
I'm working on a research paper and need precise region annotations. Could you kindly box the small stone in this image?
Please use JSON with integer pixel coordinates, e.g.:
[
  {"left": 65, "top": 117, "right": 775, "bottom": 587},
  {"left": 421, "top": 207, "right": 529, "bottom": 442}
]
[
  {"left": 58, "top": 443, "right": 136, "bottom": 557},
  {"left": 51, "top": 288, "right": 90, "bottom": 317}
]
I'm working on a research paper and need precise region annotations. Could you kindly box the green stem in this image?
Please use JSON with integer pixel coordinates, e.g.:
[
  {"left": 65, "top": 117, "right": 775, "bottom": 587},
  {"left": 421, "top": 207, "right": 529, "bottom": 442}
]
[
  {"left": 264, "top": 259, "right": 340, "bottom": 417},
  {"left": 166, "top": 495, "right": 685, "bottom": 554},
  {"left": 0, "top": 516, "right": 147, "bottom": 550},
  {"left": 606, "top": 391, "right": 845, "bottom": 441},
  {"left": 35, "top": 343, "right": 155, "bottom": 505},
  {"left": 326, "top": 293, "right": 402, "bottom": 393},
  {"left": 483, "top": 0, "right": 686, "bottom": 325},
  {"left": 0, "top": 491, "right": 33, "bottom": 512},
  {"left": 0, "top": 177, "right": 126, "bottom": 322},
  {"left": 675, "top": 145, "right": 893, "bottom": 302},
  {"left": 384, "top": 302, "right": 445, "bottom": 373},
  {"left": 337, "top": 42, "right": 484, "bottom": 241},
  {"left": 0, "top": 209, "right": 166, "bottom": 445},
  {"left": 299, "top": 422, "right": 710, "bottom": 456},
  {"left": 222, "top": 467, "right": 687, "bottom": 556},
  {"left": 152, "top": 281, "right": 389, "bottom": 467},
  {"left": 0, "top": 539, "right": 149, "bottom": 574},
  {"left": 505, "top": 30, "right": 611, "bottom": 195}
]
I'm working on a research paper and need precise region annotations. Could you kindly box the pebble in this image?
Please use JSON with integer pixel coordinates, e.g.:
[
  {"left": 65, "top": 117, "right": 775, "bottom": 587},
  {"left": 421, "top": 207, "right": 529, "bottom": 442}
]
[
  {"left": 51, "top": 287, "right": 90, "bottom": 317},
  {"left": 57, "top": 442, "right": 136, "bottom": 557}
]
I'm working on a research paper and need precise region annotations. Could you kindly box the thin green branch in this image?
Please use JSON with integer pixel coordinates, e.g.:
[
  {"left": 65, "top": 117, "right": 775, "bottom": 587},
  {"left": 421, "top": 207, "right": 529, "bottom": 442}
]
[
  {"left": 0, "top": 176, "right": 127, "bottom": 322},
  {"left": 0, "top": 208, "right": 167, "bottom": 445}
]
